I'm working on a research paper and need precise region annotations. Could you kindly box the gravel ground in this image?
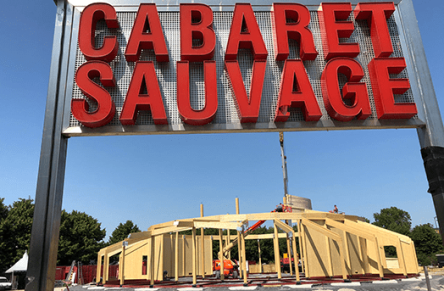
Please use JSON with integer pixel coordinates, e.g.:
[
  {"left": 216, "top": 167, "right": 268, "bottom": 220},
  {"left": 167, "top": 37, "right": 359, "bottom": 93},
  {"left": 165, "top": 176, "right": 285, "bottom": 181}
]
[{"left": 64, "top": 274, "right": 444, "bottom": 291}]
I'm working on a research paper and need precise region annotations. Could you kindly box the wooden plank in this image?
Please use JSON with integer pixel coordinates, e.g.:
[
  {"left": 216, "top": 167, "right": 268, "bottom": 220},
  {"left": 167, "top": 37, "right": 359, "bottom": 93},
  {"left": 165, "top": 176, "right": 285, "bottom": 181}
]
[
  {"left": 301, "top": 218, "right": 341, "bottom": 241},
  {"left": 104, "top": 249, "right": 109, "bottom": 283},
  {"left": 359, "top": 237, "right": 369, "bottom": 274},
  {"left": 325, "top": 218, "right": 376, "bottom": 242},
  {"left": 273, "top": 222, "right": 282, "bottom": 279},
  {"left": 343, "top": 230, "right": 351, "bottom": 276},
  {"left": 219, "top": 212, "right": 303, "bottom": 222},
  {"left": 245, "top": 233, "right": 287, "bottom": 240},
  {"left": 120, "top": 245, "right": 125, "bottom": 286},
  {"left": 324, "top": 225, "right": 333, "bottom": 278},
  {"left": 200, "top": 204, "right": 205, "bottom": 279},
  {"left": 194, "top": 221, "right": 243, "bottom": 230},
  {"left": 298, "top": 220, "right": 306, "bottom": 276},
  {"left": 274, "top": 219, "right": 294, "bottom": 233},
  {"left": 301, "top": 218, "right": 348, "bottom": 280},
  {"left": 241, "top": 232, "right": 247, "bottom": 284},
  {"left": 152, "top": 226, "right": 192, "bottom": 236},
  {"left": 374, "top": 237, "right": 384, "bottom": 278},
  {"left": 292, "top": 236, "right": 300, "bottom": 283},
  {"left": 219, "top": 229, "right": 225, "bottom": 281},
  {"left": 175, "top": 232, "right": 179, "bottom": 281},
  {"left": 96, "top": 253, "right": 102, "bottom": 284},
  {"left": 237, "top": 231, "right": 242, "bottom": 279},
  {"left": 397, "top": 238, "right": 408, "bottom": 277},
  {"left": 286, "top": 235, "right": 293, "bottom": 275},
  {"left": 192, "top": 227, "right": 197, "bottom": 285}
]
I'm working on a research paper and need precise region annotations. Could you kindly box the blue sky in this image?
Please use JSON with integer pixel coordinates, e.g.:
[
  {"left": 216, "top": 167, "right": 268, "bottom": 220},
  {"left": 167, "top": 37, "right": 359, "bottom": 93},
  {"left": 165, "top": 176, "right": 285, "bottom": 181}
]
[{"left": 1, "top": 0, "right": 443, "bottom": 240}]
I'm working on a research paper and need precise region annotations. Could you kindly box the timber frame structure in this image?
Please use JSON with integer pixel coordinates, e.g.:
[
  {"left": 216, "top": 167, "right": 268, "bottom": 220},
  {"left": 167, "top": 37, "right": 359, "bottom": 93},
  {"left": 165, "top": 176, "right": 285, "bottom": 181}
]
[{"left": 97, "top": 200, "right": 419, "bottom": 287}]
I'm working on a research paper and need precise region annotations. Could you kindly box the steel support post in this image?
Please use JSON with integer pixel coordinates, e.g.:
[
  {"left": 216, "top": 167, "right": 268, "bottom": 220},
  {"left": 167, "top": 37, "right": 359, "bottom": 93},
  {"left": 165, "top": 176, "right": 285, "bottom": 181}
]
[
  {"left": 398, "top": 0, "right": 444, "bottom": 244},
  {"left": 25, "top": 1, "right": 71, "bottom": 290}
]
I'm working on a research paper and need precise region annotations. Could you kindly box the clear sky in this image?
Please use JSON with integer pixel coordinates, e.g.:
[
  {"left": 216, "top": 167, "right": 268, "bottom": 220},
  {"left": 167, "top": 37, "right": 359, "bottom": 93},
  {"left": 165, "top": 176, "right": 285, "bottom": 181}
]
[{"left": 1, "top": 0, "right": 443, "bottom": 240}]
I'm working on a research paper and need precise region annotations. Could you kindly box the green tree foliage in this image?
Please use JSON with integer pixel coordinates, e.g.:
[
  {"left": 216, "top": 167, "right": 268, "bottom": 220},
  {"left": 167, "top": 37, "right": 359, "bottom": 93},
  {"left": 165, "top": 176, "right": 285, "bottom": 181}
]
[
  {"left": 57, "top": 210, "right": 106, "bottom": 265},
  {"left": 410, "top": 223, "right": 444, "bottom": 266},
  {"left": 373, "top": 207, "right": 411, "bottom": 236},
  {"left": 0, "top": 198, "right": 34, "bottom": 273},
  {"left": 108, "top": 220, "right": 141, "bottom": 246},
  {"left": 0, "top": 198, "right": 9, "bottom": 222}
]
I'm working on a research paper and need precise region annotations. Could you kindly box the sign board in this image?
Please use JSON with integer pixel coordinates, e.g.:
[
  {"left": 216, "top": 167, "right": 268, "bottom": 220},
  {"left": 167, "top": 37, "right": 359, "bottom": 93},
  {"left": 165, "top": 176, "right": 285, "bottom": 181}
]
[{"left": 62, "top": 0, "right": 426, "bottom": 136}]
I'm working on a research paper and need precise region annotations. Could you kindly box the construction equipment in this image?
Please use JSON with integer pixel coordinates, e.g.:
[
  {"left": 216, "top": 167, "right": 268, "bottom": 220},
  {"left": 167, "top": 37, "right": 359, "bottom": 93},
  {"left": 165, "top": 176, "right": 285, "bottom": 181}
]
[
  {"left": 65, "top": 260, "right": 76, "bottom": 284},
  {"left": 213, "top": 259, "right": 239, "bottom": 279}
]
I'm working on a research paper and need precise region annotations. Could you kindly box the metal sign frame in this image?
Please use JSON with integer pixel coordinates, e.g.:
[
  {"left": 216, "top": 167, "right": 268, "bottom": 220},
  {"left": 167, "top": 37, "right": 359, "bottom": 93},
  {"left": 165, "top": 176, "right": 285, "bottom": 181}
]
[{"left": 26, "top": 0, "right": 444, "bottom": 290}]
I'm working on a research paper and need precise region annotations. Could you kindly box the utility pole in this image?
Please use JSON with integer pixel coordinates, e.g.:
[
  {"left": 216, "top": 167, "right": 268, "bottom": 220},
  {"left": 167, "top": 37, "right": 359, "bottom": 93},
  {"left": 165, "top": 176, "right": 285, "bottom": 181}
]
[{"left": 279, "top": 132, "right": 289, "bottom": 196}]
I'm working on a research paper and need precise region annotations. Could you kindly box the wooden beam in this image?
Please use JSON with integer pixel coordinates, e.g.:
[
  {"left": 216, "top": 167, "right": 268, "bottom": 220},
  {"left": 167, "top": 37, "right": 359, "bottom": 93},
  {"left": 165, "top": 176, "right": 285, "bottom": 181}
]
[
  {"left": 300, "top": 218, "right": 341, "bottom": 241},
  {"left": 182, "top": 235, "right": 185, "bottom": 277},
  {"left": 326, "top": 219, "right": 375, "bottom": 241},
  {"left": 397, "top": 238, "right": 408, "bottom": 277},
  {"left": 292, "top": 236, "right": 300, "bottom": 283},
  {"left": 286, "top": 235, "right": 293, "bottom": 276},
  {"left": 219, "top": 229, "right": 225, "bottom": 281},
  {"left": 244, "top": 233, "right": 287, "bottom": 240},
  {"left": 374, "top": 237, "right": 384, "bottom": 278},
  {"left": 298, "top": 220, "right": 307, "bottom": 276},
  {"left": 237, "top": 231, "right": 242, "bottom": 279},
  {"left": 324, "top": 225, "right": 333, "bottom": 278},
  {"left": 175, "top": 232, "right": 179, "bottom": 281},
  {"left": 152, "top": 226, "right": 192, "bottom": 236},
  {"left": 343, "top": 230, "right": 351, "bottom": 276},
  {"left": 192, "top": 227, "right": 197, "bottom": 286},
  {"left": 274, "top": 219, "right": 294, "bottom": 233},
  {"left": 359, "top": 237, "right": 369, "bottom": 274},
  {"left": 104, "top": 249, "right": 109, "bottom": 283},
  {"left": 300, "top": 218, "right": 348, "bottom": 280},
  {"left": 119, "top": 244, "right": 125, "bottom": 286},
  {"left": 200, "top": 204, "right": 205, "bottom": 279},
  {"left": 273, "top": 222, "right": 282, "bottom": 279},
  {"left": 241, "top": 232, "right": 247, "bottom": 285},
  {"left": 219, "top": 212, "right": 303, "bottom": 222},
  {"left": 194, "top": 221, "right": 244, "bottom": 230},
  {"left": 96, "top": 253, "right": 102, "bottom": 284}
]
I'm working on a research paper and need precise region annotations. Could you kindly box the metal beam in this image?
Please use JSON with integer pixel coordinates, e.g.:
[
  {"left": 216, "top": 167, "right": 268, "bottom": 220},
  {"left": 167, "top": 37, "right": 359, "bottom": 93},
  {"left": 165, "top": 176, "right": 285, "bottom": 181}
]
[{"left": 26, "top": 1, "right": 72, "bottom": 290}]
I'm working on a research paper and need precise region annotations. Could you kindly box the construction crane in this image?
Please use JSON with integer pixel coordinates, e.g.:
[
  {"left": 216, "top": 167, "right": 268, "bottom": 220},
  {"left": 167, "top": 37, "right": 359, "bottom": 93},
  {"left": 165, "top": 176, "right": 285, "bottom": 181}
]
[{"left": 279, "top": 132, "right": 289, "bottom": 196}]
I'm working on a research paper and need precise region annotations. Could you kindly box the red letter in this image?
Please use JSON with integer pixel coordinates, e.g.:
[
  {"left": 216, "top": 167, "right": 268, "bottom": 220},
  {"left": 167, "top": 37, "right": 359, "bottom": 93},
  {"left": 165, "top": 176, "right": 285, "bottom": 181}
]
[
  {"left": 272, "top": 3, "right": 318, "bottom": 61},
  {"left": 354, "top": 2, "right": 395, "bottom": 58},
  {"left": 125, "top": 4, "right": 169, "bottom": 62},
  {"left": 225, "top": 4, "right": 268, "bottom": 61},
  {"left": 275, "top": 60, "right": 322, "bottom": 122},
  {"left": 368, "top": 58, "right": 417, "bottom": 119},
  {"left": 120, "top": 62, "right": 168, "bottom": 125},
  {"left": 78, "top": 3, "right": 119, "bottom": 63},
  {"left": 225, "top": 60, "right": 266, "bottom": 123},
  {"left": 177, "top": 61, "right": 218, "bottom": 125},
  {"left": 318, "top": 3, "right": 360, "bottom": 60},
  {"left": 180, "top": 4, "right": 215, "bottom": 61},
  {"left": 72, "top": 61, "right": 116, "bottom": 128},
  {"left": 321, "top": 58, "right": 371, "bottom": 122}
]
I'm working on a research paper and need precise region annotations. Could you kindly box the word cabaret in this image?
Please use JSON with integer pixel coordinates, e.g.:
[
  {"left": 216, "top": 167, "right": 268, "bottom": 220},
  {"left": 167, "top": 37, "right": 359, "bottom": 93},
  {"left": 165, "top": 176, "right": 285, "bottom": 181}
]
[{"left": 72, "top": 2, "right": 418, "bottom": 128}]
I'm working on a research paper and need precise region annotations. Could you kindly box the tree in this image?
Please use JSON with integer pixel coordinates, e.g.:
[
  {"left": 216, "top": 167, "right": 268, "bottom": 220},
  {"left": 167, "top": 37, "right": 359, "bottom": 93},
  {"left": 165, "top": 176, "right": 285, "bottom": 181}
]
[
  {"left": 410, "top": 223, "right": 444, "bottom": 266},
  {"left": 373, "top": 207, "right": 411, "bottom": 236},
  {"left": 57, "top": 210, "right": 106, "bottom": 265},
  {"left": 0, "top": 198, "right": 9, "bottom": 222},
  {"left": 108, "top": 220, "right": 141, "bottom": 246},
  {"left": 0, "top": 198, "right": 34, "bottom": 273}
]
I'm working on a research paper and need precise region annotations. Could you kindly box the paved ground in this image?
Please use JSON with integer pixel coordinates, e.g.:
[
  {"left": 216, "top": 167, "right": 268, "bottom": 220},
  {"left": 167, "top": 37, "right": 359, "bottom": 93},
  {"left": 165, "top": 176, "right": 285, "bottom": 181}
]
[{"left": 65, "top": 274, "right": 444, "bottom": 291}]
